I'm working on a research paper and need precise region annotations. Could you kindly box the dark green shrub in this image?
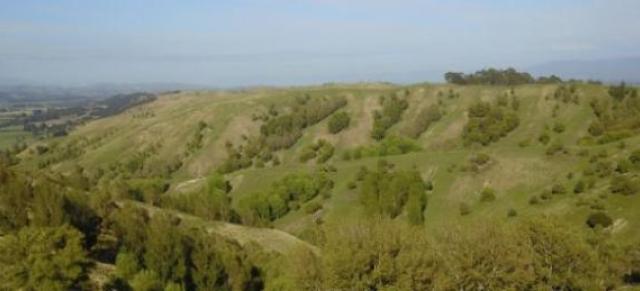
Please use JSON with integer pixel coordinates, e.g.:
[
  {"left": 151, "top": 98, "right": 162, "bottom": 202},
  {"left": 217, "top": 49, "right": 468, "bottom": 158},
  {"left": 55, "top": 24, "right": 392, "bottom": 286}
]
[
  {"left": 425, "top": 181, "right": 434, "bottom": 191},
  {"left": 586, "top": 212, "right": 613, "bottom": 228},
  {"left": 574, "top": 180, "right": 585, "bottom": 194},
  {"left": 459, "top": 202, "right": 471, "bottom": 216},
  {"left": 480, "top": 187, "right": 496, "bottom": 202},
  {"left": 551, "top": 184, "right": 567, "bottom": 195},
  {"left": 328, "top": 112, "right": 351, "bottom": 134},
  {"left": 529, "top": 196, "right": 540, "bottom": 205},
  {"left": 538, "top": 133, "right": 551, "bottom": 145},
  {"left": 630, "top": 150, "right": 640, "bottom": 166},
  {"left": 553, "top": 122, "right": 566, "bottom": 133}
]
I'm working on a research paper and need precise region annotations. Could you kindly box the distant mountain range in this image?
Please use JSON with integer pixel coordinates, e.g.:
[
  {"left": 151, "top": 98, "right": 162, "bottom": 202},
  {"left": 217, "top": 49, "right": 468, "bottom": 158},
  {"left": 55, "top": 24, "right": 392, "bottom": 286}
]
[
  {"left": 528, "top": 57, "right": 640, "bottom": 84},
  {"left": 0, "top": 83, "right": 212, "bottom": 104}
]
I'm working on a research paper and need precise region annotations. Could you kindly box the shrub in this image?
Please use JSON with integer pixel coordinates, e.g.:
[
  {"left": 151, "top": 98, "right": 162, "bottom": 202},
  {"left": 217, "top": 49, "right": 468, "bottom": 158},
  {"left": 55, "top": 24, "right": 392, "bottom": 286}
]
[
  {"left": 538, "top": 133, "right": 551, "bottom": 145},
  {"left": 551, "top": 184, "right": 567, "bottom": 195},
  {"left": 345, "top": 136, "right": 420, "bottom": 159},
  {"left": 529, "top": 196, "right": 540, "bottom": 205},
  {"left": 540, "top": 191, "right": 553, "bottom": 200},
  {"left": 586, "top": 212, "right": 613, "bottom": 228},
  {"left": 328, "top": 112, "right": 351, "bottom": 134},
  {"left": 347, "top": 181, "right": 357, "bottom": 190},
  {"left": 630, "top": 150, "right": 640, "bottom": 166},
  {"left": 480, "top": 187, "right": 496, "bottom": 202},
  {"left": 304, "top": 201, "right": 323, "bottom": 214},
  {"left": 616, "top": 159, "right": 632, "bottom": 173},
  {"left": 425, "top": 181, "right": 434, "bottom": 191},
  {"left": 574, "top": 180, "right": 586, "bottom": 194},
  {"left": 553, "top": 122, "right": 566, "bottom": 133},
  {"left": 299, "top": 140, "right": 334, "bottom": 164},
  {"left": 546, "top": 143, "right": 566, "bottom": 156},
  {"left": 610, "top": 175, "right": 639, "bottom": 195},
  {"left": 507, "top": 208, "right": 518, "bottom": 217},
  {"left": 459, "top": 202, "right": 471, "bottom": 216}
]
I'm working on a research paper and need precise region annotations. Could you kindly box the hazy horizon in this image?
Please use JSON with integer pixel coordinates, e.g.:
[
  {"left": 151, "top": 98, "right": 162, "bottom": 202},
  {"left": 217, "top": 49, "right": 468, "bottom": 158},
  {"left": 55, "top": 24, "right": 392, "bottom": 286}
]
[{"left": 2, "top": 0, "right": 640, "bottom": 87}]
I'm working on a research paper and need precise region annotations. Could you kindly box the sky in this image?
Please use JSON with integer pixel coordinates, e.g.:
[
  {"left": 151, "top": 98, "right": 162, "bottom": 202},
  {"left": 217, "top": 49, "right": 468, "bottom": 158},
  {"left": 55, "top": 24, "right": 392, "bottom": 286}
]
[{"left": 1, "top": 0, "right": 639, "bottom": 87}]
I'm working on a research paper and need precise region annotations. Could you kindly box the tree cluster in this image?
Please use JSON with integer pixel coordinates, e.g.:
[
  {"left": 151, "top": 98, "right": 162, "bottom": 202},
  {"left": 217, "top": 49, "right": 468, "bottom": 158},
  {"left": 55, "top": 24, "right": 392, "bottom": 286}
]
[
  {"left": 327, "top": 111, "right": 350, "bottom": 134},
  {"left": 299, "top": 139, "right": 334, "bottom": 164},
  {"left": 289, "top": 217, "right": 631, "bottom": 290},
  {"left": 357, "top": 160, "right": 428, "bottom": 225},
  {"left": 371, "top": 95, "right": 409, "bottom": 140},
  {"left": 444, "top": 68, "right": 536, "bottom": 85},
  {"left": 219, "top": 95, "right": 347, "bottom": 174},
  {"left": 462, "top": 100, "right": 520, "bottom": 146},
  {"left": 237, "top": 171, "right": 333, "bottom": 226},
  {"left": 343, "top": 136, "right": 421, "bottom": 160}
]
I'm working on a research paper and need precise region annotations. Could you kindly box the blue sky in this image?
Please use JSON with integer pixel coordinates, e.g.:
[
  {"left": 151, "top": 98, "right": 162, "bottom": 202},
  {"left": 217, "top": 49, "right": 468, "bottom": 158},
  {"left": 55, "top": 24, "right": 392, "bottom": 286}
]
[{"left": 1, "top": 0, "right": 639, "bottom": 86}]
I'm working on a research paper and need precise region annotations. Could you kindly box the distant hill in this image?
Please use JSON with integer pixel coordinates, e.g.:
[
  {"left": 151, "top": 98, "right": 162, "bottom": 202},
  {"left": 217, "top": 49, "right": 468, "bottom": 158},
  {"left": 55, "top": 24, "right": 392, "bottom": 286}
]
[
  {"left": 0, "top": 82, "right": 211, "bottom": 104},
  {"left": 529, "top": 57, "right": 640, "bottom": 84}
]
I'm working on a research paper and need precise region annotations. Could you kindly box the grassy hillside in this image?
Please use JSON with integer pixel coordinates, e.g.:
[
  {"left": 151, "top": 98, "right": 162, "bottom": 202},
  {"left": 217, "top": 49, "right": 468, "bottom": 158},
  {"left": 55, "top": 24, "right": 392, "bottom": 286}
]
[
  {"left": 15, "top": 82, "right": 640, "bottom": 243},
  {"left": 5, "top": 81, "right": 640, "bottom": 289}
]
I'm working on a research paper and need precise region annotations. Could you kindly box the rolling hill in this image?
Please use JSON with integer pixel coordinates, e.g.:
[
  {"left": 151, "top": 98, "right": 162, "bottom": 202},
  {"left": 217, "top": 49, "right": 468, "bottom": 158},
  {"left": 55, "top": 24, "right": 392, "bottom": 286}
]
[{"left": 6, "top": 81, "right": 640, "bottom": 289}]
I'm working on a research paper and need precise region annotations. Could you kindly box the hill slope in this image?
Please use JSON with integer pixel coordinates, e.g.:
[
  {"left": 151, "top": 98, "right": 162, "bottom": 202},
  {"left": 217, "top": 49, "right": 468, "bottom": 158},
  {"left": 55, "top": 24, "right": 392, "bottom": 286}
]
[{"left": 18, "top": 82, "right": 640, "bottom": 245}]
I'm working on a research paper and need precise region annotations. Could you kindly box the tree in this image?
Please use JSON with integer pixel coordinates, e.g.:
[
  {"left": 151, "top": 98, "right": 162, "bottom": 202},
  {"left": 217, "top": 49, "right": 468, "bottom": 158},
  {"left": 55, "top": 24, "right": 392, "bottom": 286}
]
[
  {"left": 116, "top": 251, "right": 141, "bottom": 280},
  {"left": 111, "top": 204, "right": 149, "bottom": 259},
  {"left": 444, "top": 72, "right": 466, "bottom": 84},
  {"left": 144, "top": 214, "right": 188, "bottom": 284},
  {"left": 189, "top": 231, "right": 257, "bottom": 291},
  {"left": 30, "top": 183, "right": 69, "bottom": 227},
  {"left": 406, "top": 179, "right": 427, "bottom": 225},
  {"left": 320, "top": 219, "right": 441, "bottom": 290},
  {"left": 130, "top": 270, "right": 162, "bottom": 291},
  {"left": 0, "top": 226, "right": 87, "bottom": 290}
]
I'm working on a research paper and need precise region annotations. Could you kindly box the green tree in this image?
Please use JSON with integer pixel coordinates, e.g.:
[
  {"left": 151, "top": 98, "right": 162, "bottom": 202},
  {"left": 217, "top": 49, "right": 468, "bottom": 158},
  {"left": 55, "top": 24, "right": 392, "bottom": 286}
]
[
  {"left": 406, "top": 181, "right": 427, "bottom": 225},
  {"left": 111, "top": 204, "right": 149, "bottom": 259},
  {"left": 31, "top": 183, "right": 69, "bottom": 227},
  {"left": 130, "top": 270, "right": 162, "bottom": 291},
  {"left": 0, "top": 226, "right": 87, "bottom": 291},
  {"left": 116, "top": 251, "right": 141, "bottom": 280},
  {"left": 144, "top": 214, "right": 188, "bottom": 284},
  {"left": 321, "top": 219, "right": 441, "bottom": 290}
]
